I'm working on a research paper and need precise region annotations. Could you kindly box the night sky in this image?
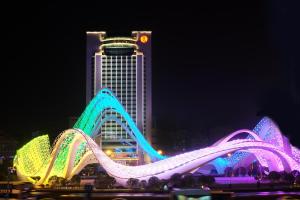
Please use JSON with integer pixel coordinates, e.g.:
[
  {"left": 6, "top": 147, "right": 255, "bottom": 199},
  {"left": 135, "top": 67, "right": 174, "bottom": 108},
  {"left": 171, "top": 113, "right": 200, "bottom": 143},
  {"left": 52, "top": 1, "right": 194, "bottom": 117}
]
[{"left": 1, "top": 1, "right": 299, "bottom": 147}]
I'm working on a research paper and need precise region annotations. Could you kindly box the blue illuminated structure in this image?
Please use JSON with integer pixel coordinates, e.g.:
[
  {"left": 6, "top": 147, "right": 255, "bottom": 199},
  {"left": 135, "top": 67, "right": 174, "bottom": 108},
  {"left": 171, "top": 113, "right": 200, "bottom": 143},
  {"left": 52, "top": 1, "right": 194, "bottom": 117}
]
[
  {"left": 74, "top": 88, "right": 165, "bottom": 160},
  {"left": 14, "top": 88, "right": 300, "bottom": 186}
]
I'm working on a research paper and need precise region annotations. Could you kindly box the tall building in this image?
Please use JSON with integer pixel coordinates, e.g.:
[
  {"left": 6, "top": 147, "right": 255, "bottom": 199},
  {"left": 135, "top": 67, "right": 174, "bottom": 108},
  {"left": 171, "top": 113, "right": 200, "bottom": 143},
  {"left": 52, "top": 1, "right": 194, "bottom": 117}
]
[{"left": 86, "top": 31, "right": 152, "bottom": 164}]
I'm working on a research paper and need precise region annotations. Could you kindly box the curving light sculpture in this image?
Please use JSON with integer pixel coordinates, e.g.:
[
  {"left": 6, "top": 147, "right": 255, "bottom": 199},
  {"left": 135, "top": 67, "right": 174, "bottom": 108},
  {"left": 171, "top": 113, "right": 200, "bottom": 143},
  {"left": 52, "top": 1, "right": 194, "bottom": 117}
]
[
  {"left": 13, "top": 89, "right": 300, "bottom": 185},
  {"left": 73, "top": 88, "right": 165, "bottom": 160}
]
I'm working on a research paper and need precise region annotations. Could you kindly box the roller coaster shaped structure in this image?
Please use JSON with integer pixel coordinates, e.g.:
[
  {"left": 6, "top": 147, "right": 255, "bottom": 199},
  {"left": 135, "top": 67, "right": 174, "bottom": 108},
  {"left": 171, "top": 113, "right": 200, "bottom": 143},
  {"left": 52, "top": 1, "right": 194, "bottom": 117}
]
[{"left": 13, "top": 89, "right": 300, "bottom": 185}]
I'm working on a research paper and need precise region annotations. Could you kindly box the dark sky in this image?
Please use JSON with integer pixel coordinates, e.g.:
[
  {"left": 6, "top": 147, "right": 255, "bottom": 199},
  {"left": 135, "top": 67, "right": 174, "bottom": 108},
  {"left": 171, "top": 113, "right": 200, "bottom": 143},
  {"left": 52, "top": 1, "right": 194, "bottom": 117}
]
[{"left": 1, "top": 1, "right": 300, "bottom": 146}]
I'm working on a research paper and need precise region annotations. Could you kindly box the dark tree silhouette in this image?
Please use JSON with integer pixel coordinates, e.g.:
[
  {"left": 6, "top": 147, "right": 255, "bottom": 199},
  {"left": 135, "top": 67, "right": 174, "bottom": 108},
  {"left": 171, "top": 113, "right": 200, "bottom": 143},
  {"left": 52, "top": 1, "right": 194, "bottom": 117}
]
[
  {"left": 126, "top": 178, "right": 139, "bottom": 189},
  {"left": 139, "top": 180, "right": 147, "bottom": 189},
  {"left": 95, "top": 173, "right": 116, "bottom": 189},
  {"left": 224, "top": 167, "right": 233, "bottom": 177},
  {"left": 295, "top": 175, "right": 300, "bottom": 185},
  {"left": 198, "top": 175, "right": 215, "bottom": 186},
  {"left": 148, "top": 176, "right": 161, "bottom": 190},
  {"left": 70, "top": 174, "right": 81, "bottom": 186},
  {"left": 169, "top": 173, "right": 182, "bottom": 188},
  {"left": 268, "top": 171, "right": 281, "bottom": 183},
  {"left": 281, "top": 172, "right": 295, "bottom": 184},
  {"left": 210, "top": 169, "right": 218, "bottom": 175},
  {"left": 181, "top": 173, "right": 196, "bottom": 188}
]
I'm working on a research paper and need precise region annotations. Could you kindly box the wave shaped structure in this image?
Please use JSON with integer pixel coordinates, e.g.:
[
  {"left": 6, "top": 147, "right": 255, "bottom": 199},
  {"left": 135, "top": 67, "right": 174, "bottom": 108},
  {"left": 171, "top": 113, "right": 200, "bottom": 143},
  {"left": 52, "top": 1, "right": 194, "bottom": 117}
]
[{"left": 13, "top": 89, "right": 300, "bottom": 185}]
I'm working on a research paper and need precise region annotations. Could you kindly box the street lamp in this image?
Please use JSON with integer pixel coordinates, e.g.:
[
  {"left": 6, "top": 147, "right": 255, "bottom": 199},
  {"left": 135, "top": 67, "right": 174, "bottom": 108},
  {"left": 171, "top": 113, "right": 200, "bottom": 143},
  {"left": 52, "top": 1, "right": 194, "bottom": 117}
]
[
  {"left": 105, "top": 149, "right": 113, "bottom": 156},
  {"left": 157, "top": 150, "right": 163, "bottom": 155}
]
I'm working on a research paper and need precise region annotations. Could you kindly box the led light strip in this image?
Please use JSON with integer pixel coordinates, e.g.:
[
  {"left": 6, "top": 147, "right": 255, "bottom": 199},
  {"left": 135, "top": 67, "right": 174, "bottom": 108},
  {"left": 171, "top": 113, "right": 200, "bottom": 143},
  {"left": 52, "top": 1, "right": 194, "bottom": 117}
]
[{"left": 13, "top": 89, "right": 300, "bottom": 185}]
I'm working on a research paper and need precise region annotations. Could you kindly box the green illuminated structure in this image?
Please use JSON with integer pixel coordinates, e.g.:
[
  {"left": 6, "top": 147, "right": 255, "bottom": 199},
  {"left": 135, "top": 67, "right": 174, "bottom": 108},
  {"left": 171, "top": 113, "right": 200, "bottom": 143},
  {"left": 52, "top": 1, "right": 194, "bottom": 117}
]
[
  {"left": 14, "top": 135, "right": 50, "bottom": 182},
  {"left": 13, "top": 89, "right": 300, "bottom": 186}
]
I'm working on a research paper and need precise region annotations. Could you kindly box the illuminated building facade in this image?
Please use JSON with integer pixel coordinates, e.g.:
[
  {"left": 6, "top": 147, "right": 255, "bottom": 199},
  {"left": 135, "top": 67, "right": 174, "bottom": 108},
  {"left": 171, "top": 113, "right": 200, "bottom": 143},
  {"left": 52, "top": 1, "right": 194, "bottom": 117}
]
[{"left": 86, "top": 31, "right": 152, "bottom": 164}]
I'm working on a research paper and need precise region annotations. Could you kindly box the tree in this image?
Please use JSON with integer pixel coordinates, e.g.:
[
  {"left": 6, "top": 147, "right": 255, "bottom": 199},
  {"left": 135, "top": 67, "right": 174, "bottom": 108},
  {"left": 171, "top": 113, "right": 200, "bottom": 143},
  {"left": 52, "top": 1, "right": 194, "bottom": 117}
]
[
  {"left": 224, "top": 167, "right": 233, "bottom": 177},
  {"left": 139, "top": 180, "right": 147, "bottom": 189},
  {"left": 181, "top": 173, "right": 195, "bottom": 188},
  {"left": 207, "top": 176, "right": 215, "bottom": 185},
  {"left": 169, "top": 173, "right": 182, "bottom": 188},
  {"left": 148, "top": 176, "right": 161, "bottom": 190},
  {"left": 239, "top": 167, "right": 247, "bottom": 176},
  {"left": 281, "top": 172, "right": 295, "bottom": 184},
  {"left": 48, "top": 176, "right": 67, "bottom": 187},
  {"left": 160, "top": 179, "right": 169, "bottom": 191},
  {"left": 234, "top": 168, "right": 239, "bottom": 177},
  {"left": 291, "top": 170, "right": 300, "bottom": 178},
  {"left": 248, "top": 162, "right": 262, "bottom": 177},
  {"left": 295, "top": 175, "right": 300, "bottom": 185},
  {"left": 48, "top": 175, "right": 59, "bottom": 187},
  {"left": 210, "top": 169, "right": 218, "bottom": 175},
  {"left": 95, "top": 173, "right": 116, "bottom": 189},
  {"left": 57, "top": 177, "right": 66, "bottom": 187},
  {"left": 268, "top": 171, "right": 281, "bottom": 183},
  {"left": 198, "top": 175, "right": 215, "bottom": 187},
  {"left": 105, "top": 176, "right": 116, "bottom": 189},
  {"left": 70, "top": 174, "right": 81, "bottom": 186},
  {"left": 31, "top": 176, "right": 41, "bottom": 182},
  {"left": 126, "top": 178, "right": 139, "bottom": 189}
]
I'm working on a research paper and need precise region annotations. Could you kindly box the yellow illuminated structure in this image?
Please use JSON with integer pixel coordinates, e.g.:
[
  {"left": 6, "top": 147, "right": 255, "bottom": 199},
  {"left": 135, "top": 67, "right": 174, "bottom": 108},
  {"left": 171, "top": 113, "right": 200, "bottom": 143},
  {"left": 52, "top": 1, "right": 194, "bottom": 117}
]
[{"left": 13, "top": 135, "right": 50, "bottom": 181}]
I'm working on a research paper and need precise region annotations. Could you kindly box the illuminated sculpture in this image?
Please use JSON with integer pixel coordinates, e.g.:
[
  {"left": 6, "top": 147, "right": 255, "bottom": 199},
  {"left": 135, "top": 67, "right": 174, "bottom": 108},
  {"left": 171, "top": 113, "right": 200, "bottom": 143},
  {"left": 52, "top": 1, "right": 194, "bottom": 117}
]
[
  {"left": 74, "top": 89, "right": 165, "bottom": 160},
  {"left": 13, "top": 89, "right": 300, "bottom": 185}
]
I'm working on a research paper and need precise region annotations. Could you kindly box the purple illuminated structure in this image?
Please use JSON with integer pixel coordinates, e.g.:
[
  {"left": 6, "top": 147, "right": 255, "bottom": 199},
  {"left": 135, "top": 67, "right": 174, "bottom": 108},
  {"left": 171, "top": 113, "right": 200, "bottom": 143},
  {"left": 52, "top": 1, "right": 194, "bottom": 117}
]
[{"left": 13, "top": 89, "right": 300, "bottom": 185}]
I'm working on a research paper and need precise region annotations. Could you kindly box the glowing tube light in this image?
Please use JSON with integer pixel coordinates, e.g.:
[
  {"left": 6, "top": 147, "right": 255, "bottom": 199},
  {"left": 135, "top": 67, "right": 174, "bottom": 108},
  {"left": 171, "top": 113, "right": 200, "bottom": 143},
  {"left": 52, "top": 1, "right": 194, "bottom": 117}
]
[{"left": 13, "top": 89, "right": 300, "bottom": 185}]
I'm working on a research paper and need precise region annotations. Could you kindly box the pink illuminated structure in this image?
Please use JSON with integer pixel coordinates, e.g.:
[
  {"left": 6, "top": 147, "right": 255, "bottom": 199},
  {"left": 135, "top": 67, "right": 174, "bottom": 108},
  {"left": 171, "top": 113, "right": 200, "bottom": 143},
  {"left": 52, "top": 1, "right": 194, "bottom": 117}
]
[
  {"left": 14, "top": 120, "right": 300, "bottom": 185},
  {"left": 13, "top": 89, "right": 300, "bottom": 185}
]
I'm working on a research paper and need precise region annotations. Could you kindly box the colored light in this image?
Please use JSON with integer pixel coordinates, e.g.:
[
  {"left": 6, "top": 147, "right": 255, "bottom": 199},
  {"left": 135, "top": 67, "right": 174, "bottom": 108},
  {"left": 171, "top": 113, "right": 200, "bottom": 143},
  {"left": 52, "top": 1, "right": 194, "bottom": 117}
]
[
  {"left": 15, "top": 125, "right": 300, "bottom": 186},
  {"left": 13, "top": 89, "right": 300, "bottom": 186},
  {"left": 73, "top": 88, "right": 165, "bottom": 160},
  {"left": 140, "top": 35, "right": 148, "bottom": 43},
  {"left": 13, "top": 135, "right": 50, "bottom": 179},
  {"left": 105, "top": 149, "right": 113, "bottom": 156}
]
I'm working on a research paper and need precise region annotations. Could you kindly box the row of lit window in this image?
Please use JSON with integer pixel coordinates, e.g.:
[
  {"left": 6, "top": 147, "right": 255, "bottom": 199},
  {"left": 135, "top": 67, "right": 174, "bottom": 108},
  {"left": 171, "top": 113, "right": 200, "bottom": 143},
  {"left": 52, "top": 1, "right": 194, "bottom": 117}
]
[
  {"left": 104, "top": 81, "right": 136, "bottom": 83},
  {"left": 102, "top": 78, "right": 136, "bottom": 82},
  {"left": 101, "top": 62, "right": 136, "bottom": 66},
  {"left": 101, "top": 116, "right": 137, "bottom": 121},
  {"left": 114, "top": 89, "right": 137, "bottom": 92},
  {"left": 119, "top": 97, "right": 137, "bottom": 100},
  {"left": 103, "top": 86, "right": 136, "bottom": 90},
  {"left": 102, "top": 85, "right": 136, "bottom": 89},
  {"left": 103, "top": 83, "right": 137, "bottom": 87},
  {"left": 102, "top": 56, "right": 137, "bottom": 59},
  {"left": 102, "top": 79, "right": 136, "bottom": 82},
  {"left": 102, "top": 85, "right": 137, "bottom": 89},
  {"left": 104, "top": 89, "right": 136, "bottom": 93},
  {"left": 102, "top": 58, "right": 136, "bottom": 61},
  {"left": 101, "top": 63, "right": 136, "bottom": 67},
  {"left": 101, "top": 74, "right": 137, "bottom": 77},
  {"left": 101, "top": 74, "right": 136, "bottom": 77},
  {"left": 101, "top": 68, "right": 136, "bottom": 71},
  {"left": 101, "top": 73, "right": 136, "bottom": 78},
  {"left": 101, "top": 136, "right": 131, "bottom": 140}
]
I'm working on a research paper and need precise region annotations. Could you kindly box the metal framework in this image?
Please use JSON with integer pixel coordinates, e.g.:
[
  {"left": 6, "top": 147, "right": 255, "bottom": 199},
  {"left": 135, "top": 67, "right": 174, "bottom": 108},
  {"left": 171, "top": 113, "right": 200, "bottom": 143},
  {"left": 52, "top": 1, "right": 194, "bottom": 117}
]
[{"left": 13, "top": 89, "right": 300, "bottom": 185}]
